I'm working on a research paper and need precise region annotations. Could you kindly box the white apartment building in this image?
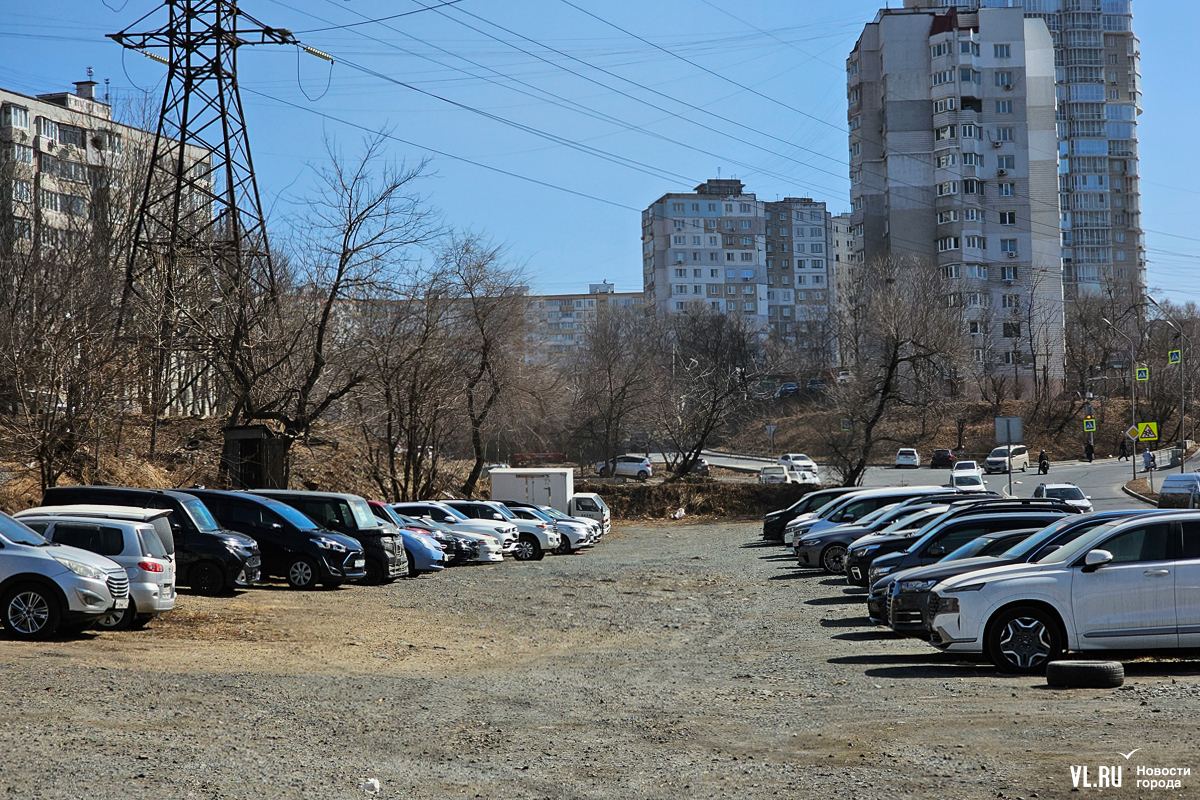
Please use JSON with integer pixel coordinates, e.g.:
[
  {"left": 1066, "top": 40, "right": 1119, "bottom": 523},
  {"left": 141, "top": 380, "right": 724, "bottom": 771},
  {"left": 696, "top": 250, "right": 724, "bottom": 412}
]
[
  {"left": 523, "top": 282, "right": 643, "bottom": 363},
  {"left": 904, "top": 1, "right": 1144, "bottom": 297},
  {"left": 642, "top": 179, "right": 834, "bottom": 353},
  {"left": 849, "top": 4, "right": 1066, "bottom": 381}
]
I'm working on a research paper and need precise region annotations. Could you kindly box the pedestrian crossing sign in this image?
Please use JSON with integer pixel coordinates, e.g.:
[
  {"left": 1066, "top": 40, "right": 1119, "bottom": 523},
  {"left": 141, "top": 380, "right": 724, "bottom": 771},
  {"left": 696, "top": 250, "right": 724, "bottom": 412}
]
[
  {"left": 1136, "top": 367, "right": 1150, "bottom": 382},
  {"left": 1170, "top": 350, "right": 1182, "bottom": 365},
  {"left": 1083, "top": 417, "right": 1096, "bottom": 432},
  {"left": 1136, "top": 422, "right": 1158, "bottom": 442}
]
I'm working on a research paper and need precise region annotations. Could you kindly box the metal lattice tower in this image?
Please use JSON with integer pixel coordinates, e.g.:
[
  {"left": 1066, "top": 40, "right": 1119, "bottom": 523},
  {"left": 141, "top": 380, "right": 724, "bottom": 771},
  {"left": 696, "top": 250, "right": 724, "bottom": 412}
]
[{"left": 109, "top": 1, "right": 295, "bottom": 328}]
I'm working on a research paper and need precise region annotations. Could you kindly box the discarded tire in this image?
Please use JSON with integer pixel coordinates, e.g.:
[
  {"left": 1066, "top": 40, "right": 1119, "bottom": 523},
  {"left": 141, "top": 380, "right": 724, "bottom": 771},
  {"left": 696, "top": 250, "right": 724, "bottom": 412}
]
[{"left": 1046, "top": 660, "right": 1124, "bottom": 689}]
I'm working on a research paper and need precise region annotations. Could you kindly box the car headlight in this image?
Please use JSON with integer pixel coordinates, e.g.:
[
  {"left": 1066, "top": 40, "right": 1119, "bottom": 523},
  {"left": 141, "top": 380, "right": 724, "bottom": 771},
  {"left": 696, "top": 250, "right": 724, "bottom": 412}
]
[
  {"left": 220, "top": 535, "right": 252, "bottom": 554},
  {"left": 799, "top": 539, "right": 819, "bottom": 548},
  {"left": 54, "top": 557, "right": 106, "bottom": 580},
  {"left": 944, "top": 582, "right": 985, "bottom": 593},
  {"left": 897, "top": 579, "right": 938, "bottom": 594},
  {"left": 310, "top": 536, "right": 348, "bottom": 553},
  {"left": 935, "top": 596, "right": 959, "bottom": 615},
  {"left": 851, "top": 544, "right": 880, "bottom": 557},
  {"left": 868, "top": 565, "right": 895, "bottom": 581}
]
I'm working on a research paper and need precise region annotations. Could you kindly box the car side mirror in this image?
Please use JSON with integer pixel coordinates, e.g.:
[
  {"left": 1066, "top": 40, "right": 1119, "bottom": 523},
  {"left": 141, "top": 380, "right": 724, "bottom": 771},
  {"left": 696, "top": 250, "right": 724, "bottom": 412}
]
[
  {"left": 1082, "top": 549, "right": 1113, "bottom": 572},
  {"left": 493, "top": 514, "right": 504, "bottom": 521},
  {"left": 928, "top": 545, "right": 946, "bottom": 556},
  {"left": 1085, "top": 496, "right": 1092, "bottom": 500},
  {"left": 271, "top": 523, "right": 283, "bottom": 530}
]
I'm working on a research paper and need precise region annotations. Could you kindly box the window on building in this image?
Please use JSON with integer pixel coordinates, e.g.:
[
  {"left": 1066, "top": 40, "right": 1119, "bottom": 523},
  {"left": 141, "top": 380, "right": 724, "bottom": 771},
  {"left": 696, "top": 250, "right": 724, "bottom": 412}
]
[
  {"left": 813, "top": 275, "right": 824, "bottom": 285},
  {"left": 961, "top": 40, "right": 980, "bottom": 56},
  {"left": 709, "top": 253, "right": 719, "bottom": 262},
  {"left": 848, "top": 61, "right": 858, "bottom": 76},
  {"left": 35, "top": 117, "right": 58, "bottom": 139},
  {"left": 782, "top": 259, "right": 791, "bottom": 268},
  {"left": 810, "top": 244, "right": 824, "bottom": 253},
  {"left": 966, "top": 264, "right": 988, "bottom": 280},
  {"left": 995, "top": 71, "right": 1013, "bottom": 87},
  {"left": 963, "top": 153, "right": 982, "bottom": 167},
  {"left": 812, "top": 259, "right": 824, "bottom": 269},
  {"left": 740, "top": 236, "right": 752, "bottom": 246},
  {"left": 937, "top": 181, "right": 958, "bottom": 196},
  {"left": 965, "top": 235, "right": 986, "bottom": 250},
  {"left": 964, "top": 208, "right": 984, "bottom": 222},
  {"left": 726, "top": 269, "right": 735, "bottom": 279},
  {"left": 739, "top": 253, "right": 753, "bottom": 262},
  {"left": 796, "top": 275, "right": 806, "bottom": 285},
  {"left": 932, "top": 69, "right": 955, "bottom": 86},
  {"left": 963, "top": 179, "right": 981, "bottom": 195},
  {"left": 739, "top": 203, "right": 751, "bottom": 213},
  {"left": 997, "top": 155, "right": 1015, "bottom": 170},
  {"left": 57, "top": 124, "right": 85, "bottom": 148},
  {"left": 998, "top": 183, "right": 1015, "bottom": 196},
  {"left": 1000, "top": 211, "right": 1016, "bottom": 225},
  {"left": 931, "top": 42, "right": 950, "bottom": 59},
  {"left": 937, "top": 236, "right": 960, "bottom": 252},
  {"left": 942, "top": 265, "right": 962, "bottom": 279},
  {"left": 996, "top": 127, "right": 1013, "bottom": 141},
  {"left": 935, "top": 125, "right": 955, "bottom": 141},
  {"left": 1116, "top": 251, "right": 1127, "bottom": 262},
  {"left": 1001, "top": 266, "right": 1017, "bottom": 281},
  {"left": 671, "top": 202, "right": 684, "bottom": 212},
  {"left": 849, "top": 115, "right": 860, "bottom": 130},
  {"left": 12, "top": 179, "right": 32, "bottom": 203},
  {"left": 961, "top": 124, "right": 978, "bottom": 139},
  {"left": 959, "top": 69, "right": 981, "bottom": 85},
  {"left": 1002, "top": 294, "right": 1020, "bottom": 310},
  {"left": 674, "top": 268, "right": 687, "bottom": 278},
  {"left": 1000, "top": 238, "right": 1018, "bottom": 254},
  {"left": 938, "top": 210, "right": 960, "bottom": 225},
  {"left": 994, "top": 44, "right": 1011, "bottom": 58},
  {"left": 739, "top": 220, "right": 751, "bottom": 229},
  {"left": 995, "top": 100, "right": 1013, "bottom": 114},
  {"left": 8, "top": 143, "right": 33, "bottom": 164},
  {"left": 1, "top": 104, "right": 29, "bottom": 128},
  {"left": 974, "top": 348, "right": 984, "bottom": 362}
]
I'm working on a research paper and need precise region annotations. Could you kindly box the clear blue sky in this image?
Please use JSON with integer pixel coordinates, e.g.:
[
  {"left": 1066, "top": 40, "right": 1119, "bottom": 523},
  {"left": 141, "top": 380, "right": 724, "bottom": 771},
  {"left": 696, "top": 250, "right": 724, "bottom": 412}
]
[{"left": 1, "top": 1, "right": 1195, "bottom": 300}]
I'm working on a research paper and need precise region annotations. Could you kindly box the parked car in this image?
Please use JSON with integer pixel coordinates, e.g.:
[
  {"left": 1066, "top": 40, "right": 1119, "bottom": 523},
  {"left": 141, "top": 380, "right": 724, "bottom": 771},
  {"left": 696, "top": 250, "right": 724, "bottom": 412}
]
[
  {"left": 787, "top": 487, "right": 954, "bottom": 553},
  {"left": 392, "top": 512, "right": 499, "bottom": 564},
  {"left": 794, "top": 503, "right": 952, "bottom": 573},
  {"left": 253, "top": 490, "right": 407, "bottom": 584},
  {"left": 895, "top": 448, "right": 920, "bottom": 469},
  {"left": 953, "top": 460, "right": 981, "bottom": 474},
  {"left": 687, "top": 458, "right": 711, "bottom": 477},
  {"left": 774, "top": 382, "right": 800, "bottom": 398},
  {"left": 390, "top": 501, "right": 514, "bottom": 558},
  {"left": 366, "top": 501, "right": 446, "bottom": 575},
  {"left": 984, "top": 444, "right": 1030, "bottom": 474},
  {"left": 806, "top": 378, "right": 827, "bottom": 391},
  {"left": 41, "top": 486, "right": 260, "bottom": 596},
  {"left": 19, "top": 505, "right": 189, "bottom": 579},
  {"left": 1031, "top": 483, "right": 1093, "bottom": 513},
  {"left": 929, "top": 449, "right": 958, "bottom": 469},
  {"left": 788, "top": 466, "right": 821, "bottom": 485},
  {"left": 843, "top": 498, "right": 1078, "bottom": 586},
  {"left": 444, "top": 499, "right": 560, "bottom": 560},
  {"left": 0, "top": 511, "right": 129, "bottom": 640},
  {"left": 868, "top": 510, "right": 1159, "bottom": 632},
  {"left": 759, "top": 465, "right": 795, "bottom": 485},
  {"left": 929, "top": 513, "right": 1200, "bottom": 673},
  {"left": 181, "top": 490, "right": 366, "bottom": 589},
  {"left": 595, "top": 455, "right": 653, "bottom": 480},
  {"left": 869, "top": 527, "right": 1041, "bottom": 631},
  {"left": 16, "top": 513, "right": 175, "bottom": 631},
  {"left": 1158, "top": 474, "right": 1200, "bottom": 509},
  {"left": 778, "top": 453, "right": 817, "bottom": 472},
  {"left": 762, "top": 487, "right": 859, "bottom": 543},
  {"left": 503, "top": 505, "right": 591, "bottom": 554},
  {"left": 502, "top": 500, "right": 602, "bottom": 541}
]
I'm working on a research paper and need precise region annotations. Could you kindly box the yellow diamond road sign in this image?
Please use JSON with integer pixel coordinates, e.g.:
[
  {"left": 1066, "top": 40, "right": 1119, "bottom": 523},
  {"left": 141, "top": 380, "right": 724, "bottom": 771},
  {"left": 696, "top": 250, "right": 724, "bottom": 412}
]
[
  {"left": 1137, "top": 422, "right": 1159, "bottom": 442},
  {"left": 1126, "top": 425, "right": 1140, "bottom": 440}
]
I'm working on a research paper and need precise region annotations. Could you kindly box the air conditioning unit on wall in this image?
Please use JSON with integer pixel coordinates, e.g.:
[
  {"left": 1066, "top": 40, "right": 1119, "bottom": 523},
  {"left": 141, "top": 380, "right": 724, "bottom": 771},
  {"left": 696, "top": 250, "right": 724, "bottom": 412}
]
[{"left": 1007, "top": 252, "right": 1018, "bottom": 259}]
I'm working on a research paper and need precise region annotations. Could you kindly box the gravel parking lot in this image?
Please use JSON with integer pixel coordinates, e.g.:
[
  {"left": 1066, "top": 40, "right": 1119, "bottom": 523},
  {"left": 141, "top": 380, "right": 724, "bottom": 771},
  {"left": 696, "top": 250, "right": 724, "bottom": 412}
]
[{"left": 3, "top": 520, "right": 1199, "bottom": 798}]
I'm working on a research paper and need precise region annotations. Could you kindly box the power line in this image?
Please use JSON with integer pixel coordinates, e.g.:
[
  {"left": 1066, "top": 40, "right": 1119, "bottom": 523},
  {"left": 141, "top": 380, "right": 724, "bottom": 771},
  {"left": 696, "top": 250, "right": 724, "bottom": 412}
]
[{"left": 293, "top": 0, "right": 464, "bottom": 34}]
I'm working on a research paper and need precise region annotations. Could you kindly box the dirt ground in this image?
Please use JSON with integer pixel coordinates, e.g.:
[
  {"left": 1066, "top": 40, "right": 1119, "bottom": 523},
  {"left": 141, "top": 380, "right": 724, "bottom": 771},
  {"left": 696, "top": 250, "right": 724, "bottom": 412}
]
[{"left": 2, "top": 521, "right": 1199, "bottom": 799}]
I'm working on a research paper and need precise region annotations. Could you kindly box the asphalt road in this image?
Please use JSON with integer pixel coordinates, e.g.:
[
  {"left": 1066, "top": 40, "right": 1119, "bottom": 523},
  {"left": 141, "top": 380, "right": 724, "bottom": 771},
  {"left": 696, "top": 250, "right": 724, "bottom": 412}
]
[{"left": 859, "top": 456, "right": 1152, "bottom": 509}]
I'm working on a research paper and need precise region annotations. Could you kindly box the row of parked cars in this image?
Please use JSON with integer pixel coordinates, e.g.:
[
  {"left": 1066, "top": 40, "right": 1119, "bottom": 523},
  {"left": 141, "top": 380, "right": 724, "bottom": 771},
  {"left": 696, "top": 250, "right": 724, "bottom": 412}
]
[
  {"left": 763, "top": 484, "right": 1200, "bottom": 673},
  {"left": 0, "top": 485, "right": 610, "bottom": 640}
]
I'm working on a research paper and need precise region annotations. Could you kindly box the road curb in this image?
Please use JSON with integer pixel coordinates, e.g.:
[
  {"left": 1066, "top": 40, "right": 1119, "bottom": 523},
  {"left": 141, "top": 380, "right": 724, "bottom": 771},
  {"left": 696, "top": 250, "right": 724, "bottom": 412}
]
[{"left": 1121, "top": 482, "right": 1156, "bottom": 507}]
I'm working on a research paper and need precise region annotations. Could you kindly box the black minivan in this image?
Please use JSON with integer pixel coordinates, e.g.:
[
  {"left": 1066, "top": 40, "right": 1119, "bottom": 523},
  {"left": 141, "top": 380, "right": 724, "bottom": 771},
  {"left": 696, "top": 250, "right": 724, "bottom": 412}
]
[
  {"left": 183, "top": 490, "right": 367, "bottom": 589},
  {"left": 251, "top": 490, "right": 407, "bottom": 584},
  {"left": 41, "top": 486, "right": 260, "bottom": 595}
]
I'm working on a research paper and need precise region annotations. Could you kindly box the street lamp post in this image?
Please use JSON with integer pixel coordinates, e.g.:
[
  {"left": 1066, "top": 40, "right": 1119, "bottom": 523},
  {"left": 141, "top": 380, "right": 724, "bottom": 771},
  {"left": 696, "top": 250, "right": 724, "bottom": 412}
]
[
  {"left": 1148, "top": 295, "right": 1191, "bottom": 474},
  {"left": 1103, "top": 318, "right": 1137, "bottom": 483}
]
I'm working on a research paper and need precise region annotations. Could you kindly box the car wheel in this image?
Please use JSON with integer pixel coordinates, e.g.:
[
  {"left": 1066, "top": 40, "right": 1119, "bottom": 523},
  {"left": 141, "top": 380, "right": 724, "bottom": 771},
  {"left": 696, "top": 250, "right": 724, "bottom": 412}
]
[
  {"left": 188, "top": 562, "right": 226, "bottom": 596},
  {"left": 554, "top": 535, "right": 573, "bottom": 555},
  {"left": 2, "top": 584, "right": 61, "bottom": 640},
  {"left": 361, "top": 557, "right": 385, "bottom": 586},
  {"left": 597, "top": 467, "right": 608, "bottom": 477},
  {"left": 986, "top": 605, "right": 1063, "bottom": 674},
  {"left": 286, "top": 556, "right": 319, "bottom": 590},
  {"left": 1021, "top": 462, "right": 1027, "bottom": 472},
  {"left": 820, "top": 544, "right": 849, "bottom": 574},
  {"left": 637, "top": 470, "right": 649, "bottom": 480},
  {"left": 405, "top": 549, "right": 419, "bottom": 578},
  {"left": 514, "top": 534, "right": 542, "bottom": 561},
  {"left": 96, "top": 600, "right": 135, "bottom": 632}
]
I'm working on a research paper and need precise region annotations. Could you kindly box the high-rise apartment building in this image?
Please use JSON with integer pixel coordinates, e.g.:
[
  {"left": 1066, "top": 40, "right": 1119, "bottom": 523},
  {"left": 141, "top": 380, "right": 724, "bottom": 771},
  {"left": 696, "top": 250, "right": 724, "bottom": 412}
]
[
  {"left": 642, "top": 179, "right": 833, "bottom": 349},
  {"left": 849, "top": 4, "right": 1066, "bottom": 379},
  {"left": 904, "top": 0, "right": 1144, "bottom": 296}
]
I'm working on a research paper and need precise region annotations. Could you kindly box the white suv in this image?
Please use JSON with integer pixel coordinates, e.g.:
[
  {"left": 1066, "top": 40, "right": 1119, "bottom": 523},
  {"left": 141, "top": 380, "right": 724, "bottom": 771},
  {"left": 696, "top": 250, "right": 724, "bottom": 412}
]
[
  {"left": 0, "top": 511, "right": 129, "bottom": 639},
  {"left": 929, "top": 514, "right": 1194, "bottom": 673},
  {"left": 596, "top": 455, "right": 652, "bottom": 480}
]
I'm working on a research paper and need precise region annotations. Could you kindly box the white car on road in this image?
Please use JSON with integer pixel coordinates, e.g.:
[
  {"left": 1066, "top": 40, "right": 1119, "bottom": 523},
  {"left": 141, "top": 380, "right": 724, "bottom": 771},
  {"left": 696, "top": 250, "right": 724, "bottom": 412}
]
[
  {"left": 895, "top": 448, "right": 920, "bottom": 469},
  {"left": 929, "top": 514, "right": 1192, "bottom": 673},
  {"left": 595, "top": 455, "right": 652, "bottom": 480},
  {"left": 778, "top": 453, "right": 817, "bottom": 472},
  {"left": 1032, "top": 483, "right": 1093, "bottom": 513}
]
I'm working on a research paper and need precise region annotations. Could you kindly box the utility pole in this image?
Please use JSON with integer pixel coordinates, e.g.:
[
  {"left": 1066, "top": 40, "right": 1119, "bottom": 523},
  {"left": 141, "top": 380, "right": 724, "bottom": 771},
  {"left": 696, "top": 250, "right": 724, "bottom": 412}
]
[
  {"left": 1149, "top": 295, "right": 1191, "bottom": 473},
  {"left": 1104, "top": 318, "right": 1137, "bottom": 484}
]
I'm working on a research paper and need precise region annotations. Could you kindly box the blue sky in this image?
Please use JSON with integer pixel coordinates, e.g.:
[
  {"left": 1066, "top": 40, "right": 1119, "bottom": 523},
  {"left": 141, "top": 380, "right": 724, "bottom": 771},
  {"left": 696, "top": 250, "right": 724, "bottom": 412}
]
[{"left": 1, "top": 1, "right": 1196, "bottom": 300}]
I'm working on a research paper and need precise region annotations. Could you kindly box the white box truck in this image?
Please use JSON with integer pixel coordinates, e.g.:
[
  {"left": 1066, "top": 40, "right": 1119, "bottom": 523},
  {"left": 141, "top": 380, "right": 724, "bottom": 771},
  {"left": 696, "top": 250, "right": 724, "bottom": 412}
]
[{"left": 489, "top": 468, "right": 611, "bottom": 533}]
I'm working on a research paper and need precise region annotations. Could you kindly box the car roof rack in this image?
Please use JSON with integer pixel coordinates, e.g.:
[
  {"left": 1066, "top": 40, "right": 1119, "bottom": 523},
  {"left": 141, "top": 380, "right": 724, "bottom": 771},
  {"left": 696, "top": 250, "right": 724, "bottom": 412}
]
[{"left": 942, "top": 497, "right": 1079, "bottom": 515}]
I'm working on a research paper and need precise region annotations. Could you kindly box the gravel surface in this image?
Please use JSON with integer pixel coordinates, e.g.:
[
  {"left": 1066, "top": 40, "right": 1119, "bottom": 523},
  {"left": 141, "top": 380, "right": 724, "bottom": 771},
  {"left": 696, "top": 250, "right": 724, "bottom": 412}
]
[{"left": 3, "top": 521, "right": 1200, "bottom": 798}]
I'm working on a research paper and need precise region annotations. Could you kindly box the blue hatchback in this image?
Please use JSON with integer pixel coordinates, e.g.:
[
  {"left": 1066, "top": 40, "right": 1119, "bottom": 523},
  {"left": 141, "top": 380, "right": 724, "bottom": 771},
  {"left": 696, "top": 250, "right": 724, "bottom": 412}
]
[{"left": 369, "top": 501, "right": 445, "bottom": 574}]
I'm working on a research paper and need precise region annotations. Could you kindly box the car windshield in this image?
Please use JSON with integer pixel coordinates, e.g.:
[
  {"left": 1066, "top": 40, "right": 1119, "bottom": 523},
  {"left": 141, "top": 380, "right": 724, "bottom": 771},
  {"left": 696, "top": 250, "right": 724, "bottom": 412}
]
[
  {"left": 261, "top": 499, "right": 322, "bottom": 531},
  {"left": 1036, "top": 521, "right": 1124, "bottom": 564},
  {"left": 880, "top": 507, "right": 944, "bottom": 534},
  {"left": 941, "top": 536, "right": 999, "bottom": 562},
  {"left": 1045, "top": 486, "right": 1085, "bottom": 501},
  {"left": 854, "top": 505, "right": 895, "bottom": 527},
  {"left": 0, "top": 513, "right": 50, "bottom": 546},
  {"left": 373, "top": 504, "right": 403, "bottom": 526},
  {"left": 989, "top": 448, "right": 1010, "bottom": 458},
  {"left": 763, "top": 467, "right": 785, "bottom": 475},
  {"left": 954, "top": 476, "right": 983, "bottom": 487},
  {"left": 182, "top": 498, "right": 221, "bottom": 532},
  {"left": 348, "top": 498, "right": 380, "bottom": 529}
]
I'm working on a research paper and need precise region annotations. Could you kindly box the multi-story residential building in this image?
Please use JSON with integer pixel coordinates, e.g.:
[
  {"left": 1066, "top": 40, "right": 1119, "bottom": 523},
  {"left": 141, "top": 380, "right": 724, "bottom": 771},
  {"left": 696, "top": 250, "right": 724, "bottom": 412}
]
[
  {"left": 642, "top": 179, "right": 834, "bottom": 353},
  {"left": 849, "top": 4, "right": 1066, "bottom": 382},
  {"left": 523, "top": 282, "right": 643, "bottom": 362},
  {"left": 903, "top": 0, "right": 1144, "bottom": 297}
]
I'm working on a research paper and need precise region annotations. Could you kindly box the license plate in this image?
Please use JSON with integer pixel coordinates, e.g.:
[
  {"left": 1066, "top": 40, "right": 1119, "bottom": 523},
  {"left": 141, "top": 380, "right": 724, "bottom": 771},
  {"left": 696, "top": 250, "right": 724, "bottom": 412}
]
[
  {"left": 113, "top": 597, "right": 128, "bottom": 609},
  {"left": 354, "top": 559, "right": 365, "bottom": 568}
]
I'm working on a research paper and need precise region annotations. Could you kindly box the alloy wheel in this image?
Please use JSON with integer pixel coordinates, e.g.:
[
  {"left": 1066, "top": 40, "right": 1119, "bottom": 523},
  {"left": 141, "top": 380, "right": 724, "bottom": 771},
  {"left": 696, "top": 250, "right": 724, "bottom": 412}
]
[
  {"left": 7, "top": 591, "right": 50, "bottom": 635},
  {"left": 999, "top": 616, "right": 1053, "bottom": 670}
]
